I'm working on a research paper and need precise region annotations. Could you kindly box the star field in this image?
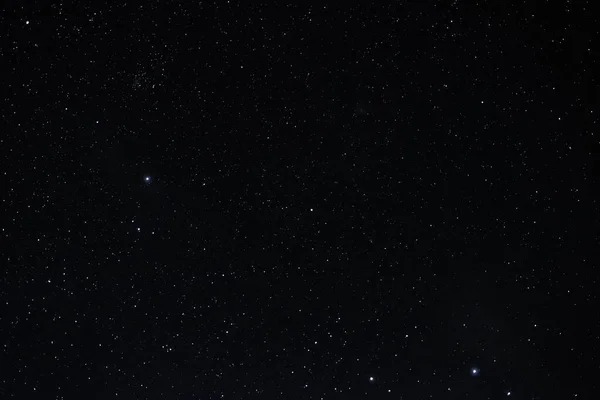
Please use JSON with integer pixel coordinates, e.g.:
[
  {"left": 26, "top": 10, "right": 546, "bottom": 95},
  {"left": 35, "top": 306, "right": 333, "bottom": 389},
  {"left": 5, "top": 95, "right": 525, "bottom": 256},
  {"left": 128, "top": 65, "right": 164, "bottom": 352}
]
[{"left": 1, "top": 2, "right": 599, "bottom": 399}]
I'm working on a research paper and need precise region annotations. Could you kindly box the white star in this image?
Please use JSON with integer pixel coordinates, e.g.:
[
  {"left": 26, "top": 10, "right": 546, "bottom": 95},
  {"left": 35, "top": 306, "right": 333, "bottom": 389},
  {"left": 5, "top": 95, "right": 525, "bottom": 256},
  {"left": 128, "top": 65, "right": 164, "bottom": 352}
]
[
  {"left": 144, "top": 176, "right": 151, "bottom": 183},
  {"left": 470, "top": 367, "right": 480, "bottom": 376}
]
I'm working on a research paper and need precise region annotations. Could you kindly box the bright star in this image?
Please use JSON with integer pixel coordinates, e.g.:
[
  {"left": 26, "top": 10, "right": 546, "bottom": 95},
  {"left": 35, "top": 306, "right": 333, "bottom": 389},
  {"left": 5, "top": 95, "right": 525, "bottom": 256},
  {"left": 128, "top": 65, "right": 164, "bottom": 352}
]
[
  {"left": 470, "top": 367, "right": 480, "bottom": 376},
  {"left": 144, "top": 176, "right": 151, "bottom": 183}
]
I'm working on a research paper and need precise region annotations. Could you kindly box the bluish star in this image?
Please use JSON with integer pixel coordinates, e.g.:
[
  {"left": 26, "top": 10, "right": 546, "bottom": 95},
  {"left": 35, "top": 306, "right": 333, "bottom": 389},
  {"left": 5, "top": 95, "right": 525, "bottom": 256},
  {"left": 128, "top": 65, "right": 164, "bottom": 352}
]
[
  {"left": 144, "top": 176, "right": 151, "bottom": 184},
  {"left": 470, "top": 367, "right": 480, "bottom": 376}
]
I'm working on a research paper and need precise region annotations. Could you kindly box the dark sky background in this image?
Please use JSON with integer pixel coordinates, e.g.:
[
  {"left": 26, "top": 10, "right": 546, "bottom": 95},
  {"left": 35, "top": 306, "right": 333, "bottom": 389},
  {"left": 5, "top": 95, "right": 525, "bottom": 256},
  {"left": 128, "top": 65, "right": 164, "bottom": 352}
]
[{"left": 1, "top": 1, "right": 599, "bottom": 399}]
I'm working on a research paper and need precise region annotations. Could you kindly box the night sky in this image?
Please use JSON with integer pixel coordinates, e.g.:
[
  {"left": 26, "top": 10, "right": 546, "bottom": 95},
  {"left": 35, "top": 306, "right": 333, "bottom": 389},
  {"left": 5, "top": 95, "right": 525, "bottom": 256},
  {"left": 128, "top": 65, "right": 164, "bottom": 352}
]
[{"left": 1, "top": 2, "right": 599, "bottom": 399}]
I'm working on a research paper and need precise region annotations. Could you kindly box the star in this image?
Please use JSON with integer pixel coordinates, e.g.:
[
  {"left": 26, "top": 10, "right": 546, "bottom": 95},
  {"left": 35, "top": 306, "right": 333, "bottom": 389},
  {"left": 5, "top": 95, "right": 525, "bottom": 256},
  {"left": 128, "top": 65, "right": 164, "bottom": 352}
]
[
  {"left": 144, "top": 176, "right": 151, "bottom": 183},
  {"left": 470, "top": 367, "right": 480, "bottom": 376}
]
